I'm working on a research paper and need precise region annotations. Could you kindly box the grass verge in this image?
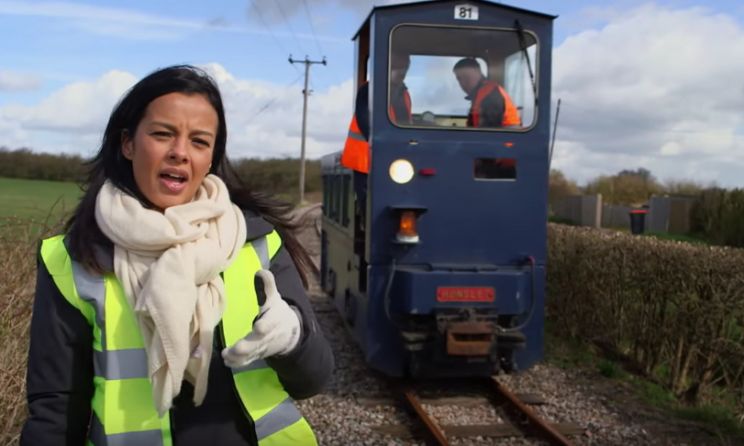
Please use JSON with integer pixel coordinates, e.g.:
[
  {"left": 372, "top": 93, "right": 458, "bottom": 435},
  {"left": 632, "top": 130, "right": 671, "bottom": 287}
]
[{"left": 545, "top": 327, "right": 744, "bottom": 440}]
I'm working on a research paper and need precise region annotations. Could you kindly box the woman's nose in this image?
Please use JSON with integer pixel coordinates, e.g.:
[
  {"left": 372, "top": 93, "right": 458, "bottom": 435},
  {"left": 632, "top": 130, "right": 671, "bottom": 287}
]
[{"left": 168, "top": 137, "right": 189, "bottom": 163}]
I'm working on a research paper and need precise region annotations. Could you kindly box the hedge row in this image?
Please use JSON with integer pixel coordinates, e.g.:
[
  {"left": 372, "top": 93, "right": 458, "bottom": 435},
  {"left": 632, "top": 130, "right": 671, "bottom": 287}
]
[
  {"left": 0, "top": 148, "right": 85, "bottom": 182},
  {"left": 0, "top": 147, "right": 322, "bottom": 202},
  {"left": 547, "top": 224, "right": 744, "bottom": 404},
  {"left": 691, "top": 188, "right": 744, "bottom": 248},
  {"left": 231, "top": 158, "right": 321, "bottom": 200}
]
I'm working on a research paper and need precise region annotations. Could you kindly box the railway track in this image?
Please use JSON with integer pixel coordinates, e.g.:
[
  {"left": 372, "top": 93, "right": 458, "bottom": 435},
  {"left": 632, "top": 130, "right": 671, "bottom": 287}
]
[{"left": 367, "top": 376, "right": 582, "bottom": 445}]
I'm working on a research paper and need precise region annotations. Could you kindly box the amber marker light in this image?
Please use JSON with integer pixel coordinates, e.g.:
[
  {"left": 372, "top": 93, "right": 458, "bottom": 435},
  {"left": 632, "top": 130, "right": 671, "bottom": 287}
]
[
  {"left": 389, "top": 159, "right": 415, "bottom": 184},
  {"left": 397, "top": 210, "right": 419, "bottom": 243}
]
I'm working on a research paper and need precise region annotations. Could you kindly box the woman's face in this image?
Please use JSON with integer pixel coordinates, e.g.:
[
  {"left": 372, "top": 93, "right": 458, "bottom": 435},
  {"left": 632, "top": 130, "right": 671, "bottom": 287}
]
[{"left": 122, "top": 92, "right": 218, "bottom": 211}]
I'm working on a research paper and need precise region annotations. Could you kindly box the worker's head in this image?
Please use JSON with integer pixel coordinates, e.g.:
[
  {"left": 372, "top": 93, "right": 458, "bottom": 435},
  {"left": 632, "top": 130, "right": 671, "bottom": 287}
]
[
  {"left": 390, "top": 52, "right": 410, "bottom": 86},
  {"left": 453, "top": 58, "right": 485, "bottom": 94}
]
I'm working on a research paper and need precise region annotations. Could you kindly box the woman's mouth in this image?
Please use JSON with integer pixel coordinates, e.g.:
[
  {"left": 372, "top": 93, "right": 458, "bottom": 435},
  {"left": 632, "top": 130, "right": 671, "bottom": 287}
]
[{"left": 159, "top": 172, "right": 188, "bottom": 193}]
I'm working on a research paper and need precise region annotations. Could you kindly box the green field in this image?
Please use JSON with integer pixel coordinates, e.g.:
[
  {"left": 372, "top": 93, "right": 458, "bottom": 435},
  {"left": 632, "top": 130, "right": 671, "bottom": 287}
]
[{"left": 0, "top": 177, "right": 81, "bottom": 223}]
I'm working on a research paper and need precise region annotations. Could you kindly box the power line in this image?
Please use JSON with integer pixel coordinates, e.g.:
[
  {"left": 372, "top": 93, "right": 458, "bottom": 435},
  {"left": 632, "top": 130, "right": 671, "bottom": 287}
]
[
  {"left": 275, "top": 0, "right": 307, "bottom": 57},
  {"left": 248, "top": 0, "right": 301, "bottom": 74},
  {"left": 245, "top": 72, "right": 304, "bottom": 124},
  {"left": 301, "top": 0, "right": 324, "bottom": 57}
]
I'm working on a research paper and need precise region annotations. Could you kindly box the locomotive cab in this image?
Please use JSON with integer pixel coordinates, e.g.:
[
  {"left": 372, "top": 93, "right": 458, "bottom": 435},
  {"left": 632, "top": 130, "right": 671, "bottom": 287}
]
[{"left": 321, "top": 0, "right": 555, "bottom": 377}]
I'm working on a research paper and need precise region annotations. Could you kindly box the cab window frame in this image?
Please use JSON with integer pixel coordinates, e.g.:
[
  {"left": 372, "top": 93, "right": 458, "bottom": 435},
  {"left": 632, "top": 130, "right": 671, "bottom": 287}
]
[{"left": 387, "top": 22, "right": 540, "bottom": 133}]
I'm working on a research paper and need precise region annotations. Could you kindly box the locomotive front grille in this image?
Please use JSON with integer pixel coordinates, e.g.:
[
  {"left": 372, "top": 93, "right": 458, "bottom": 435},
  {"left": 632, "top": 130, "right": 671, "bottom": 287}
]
[{"left": 445, "top": 321, "right": 496, "bottom": 356}]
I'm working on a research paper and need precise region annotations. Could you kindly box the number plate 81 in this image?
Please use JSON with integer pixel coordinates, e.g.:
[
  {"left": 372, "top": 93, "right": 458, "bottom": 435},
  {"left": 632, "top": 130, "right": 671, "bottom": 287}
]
[{"left": 454, "top": 4, "right": 479, "bottom": 21}]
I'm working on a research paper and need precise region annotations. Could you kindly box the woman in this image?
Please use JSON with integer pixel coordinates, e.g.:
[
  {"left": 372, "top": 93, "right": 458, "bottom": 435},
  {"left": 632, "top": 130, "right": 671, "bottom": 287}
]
[{"left": 21, "top": 65, "right": 333, "bottom": 446}]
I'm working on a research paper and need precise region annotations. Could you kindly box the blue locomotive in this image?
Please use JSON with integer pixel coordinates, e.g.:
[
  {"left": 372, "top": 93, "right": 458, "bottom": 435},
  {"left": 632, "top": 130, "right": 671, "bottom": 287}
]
[{"left": 321, "top": 0, "right": 554, "bottom": 377}]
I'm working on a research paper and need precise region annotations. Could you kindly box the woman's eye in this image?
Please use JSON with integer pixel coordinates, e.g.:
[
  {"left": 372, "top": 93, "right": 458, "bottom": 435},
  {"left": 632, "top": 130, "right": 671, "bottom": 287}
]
[
  {"left": 152, "top": 131, "right": 171, "bottom": 138},
  {"left": 193, "top": 139, "right": 211, "bottom": 148}
]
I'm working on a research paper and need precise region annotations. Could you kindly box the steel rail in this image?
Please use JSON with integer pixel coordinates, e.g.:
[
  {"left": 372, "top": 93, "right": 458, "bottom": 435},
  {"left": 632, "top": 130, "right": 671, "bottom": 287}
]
[
  {"left": 401, "top": 387, "right": 449, "bottom": 445},
  {"left": 491, "top": 376, "right": 574, "bottom": 446}
]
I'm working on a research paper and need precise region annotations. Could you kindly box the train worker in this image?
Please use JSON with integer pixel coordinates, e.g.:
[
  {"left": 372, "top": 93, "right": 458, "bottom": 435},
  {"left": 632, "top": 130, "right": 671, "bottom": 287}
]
[
  {"left": 452, "top": 57, "right": 521, "bottom": 128},
  {"left": 388, "top": 51, "right": 413, "bottom": 127},
  {"left": 21, "top": 65, "right": 333, "bottom": 446},
  {"left": 341, "top": 52, "right": 412, "bottom": 225}
]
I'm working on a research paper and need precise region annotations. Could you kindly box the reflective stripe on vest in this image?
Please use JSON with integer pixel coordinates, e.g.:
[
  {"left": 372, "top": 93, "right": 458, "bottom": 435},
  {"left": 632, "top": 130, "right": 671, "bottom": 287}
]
[
  {"left": 340, "top": 114, "right": 370, "bottom": 174},
  {"left": 40, "top": 233, "right": 317, "bottom": 446},
  {"left": 471, "top": 80, "right": 521, "bottom": 127},
  {"left": 340, "top": 87, "right": 412, "bottom": 174},
  {"left": 222, "top": 231, "right": 317, "bottom": 445},
  {"left": 40, "top": 235, "right": 171, "bottom": 446}
]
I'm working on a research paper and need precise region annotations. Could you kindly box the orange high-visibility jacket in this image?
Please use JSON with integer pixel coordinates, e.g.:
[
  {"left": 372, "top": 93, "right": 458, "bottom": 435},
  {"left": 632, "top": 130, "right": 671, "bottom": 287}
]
[
  {"left": 470, "top": 80, "right": 521, "bottom": 128},
  {"left": 340, "top": 114, "right": 370, "bottom": 173},
  {"left": 341, "top": 87, "right": 412, "bottom": 174}
]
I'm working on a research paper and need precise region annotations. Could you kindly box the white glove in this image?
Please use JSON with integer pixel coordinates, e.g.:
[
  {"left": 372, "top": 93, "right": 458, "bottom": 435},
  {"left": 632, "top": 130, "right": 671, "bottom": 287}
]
[{"left": 222, "top": 269, "right": 302, "bottom": 369}]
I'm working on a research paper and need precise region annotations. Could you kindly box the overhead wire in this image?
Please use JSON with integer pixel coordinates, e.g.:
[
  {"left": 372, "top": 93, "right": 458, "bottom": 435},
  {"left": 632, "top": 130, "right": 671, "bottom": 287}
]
[
  {"left": 245, "top": 72, "right": 305, "bottom": 124},
  {"left": 248, "top": 0, "right": 301, "bottom": 74},
  {"left": 274, "top": 0, "right": 308, "bottom": 57},
  {"left": 301, "top": 0, "right": 324, "bottom": 57}
]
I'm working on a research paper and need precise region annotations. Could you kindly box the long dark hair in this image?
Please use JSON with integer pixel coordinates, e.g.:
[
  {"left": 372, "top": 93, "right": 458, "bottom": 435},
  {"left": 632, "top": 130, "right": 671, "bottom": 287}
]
[{"left": 66, "top": 65, "right": 315, "bottom": 286}]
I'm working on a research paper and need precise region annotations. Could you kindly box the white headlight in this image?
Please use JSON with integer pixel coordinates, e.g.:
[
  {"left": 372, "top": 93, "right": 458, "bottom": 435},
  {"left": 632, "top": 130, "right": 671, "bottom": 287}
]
[{"left": 389, "top": 159, "right": 414, "bottom": 184}]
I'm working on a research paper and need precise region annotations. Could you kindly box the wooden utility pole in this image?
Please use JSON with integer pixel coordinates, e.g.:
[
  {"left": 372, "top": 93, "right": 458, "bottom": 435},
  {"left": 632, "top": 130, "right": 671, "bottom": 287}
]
[{"left": 289, "top": 55, "right": 326, "bottom": 203}]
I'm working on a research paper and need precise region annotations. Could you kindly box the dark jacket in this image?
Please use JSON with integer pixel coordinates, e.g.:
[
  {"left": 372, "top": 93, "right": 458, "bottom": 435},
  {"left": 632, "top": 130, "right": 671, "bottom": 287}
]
[
  {"left": 21, "top": 210, "right": 333, "bottom": 446},
  {"left": 466, "top": 79, "right": 506, "bottom": 128},
  {"left": 354, "top": 81, "right": 412, "bottom": 140}
]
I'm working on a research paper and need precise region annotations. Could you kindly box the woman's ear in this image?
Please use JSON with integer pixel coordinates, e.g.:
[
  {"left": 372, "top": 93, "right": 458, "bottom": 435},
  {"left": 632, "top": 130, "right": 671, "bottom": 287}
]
[{"left": 121, "top": 130, "right": 134, "bottom": 160}]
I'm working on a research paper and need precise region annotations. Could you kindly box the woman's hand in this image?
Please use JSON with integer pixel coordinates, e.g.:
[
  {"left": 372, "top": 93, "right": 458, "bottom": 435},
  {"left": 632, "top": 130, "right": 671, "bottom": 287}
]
[{"left": 222, "top": 270, "right": 302, "bottom": 369}]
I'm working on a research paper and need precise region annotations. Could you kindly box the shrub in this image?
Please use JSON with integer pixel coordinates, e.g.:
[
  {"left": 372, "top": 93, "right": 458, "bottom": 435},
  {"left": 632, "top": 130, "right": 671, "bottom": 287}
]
[
  {"left": 690, "top": 188, "right": 744, "bottom": 248},
  {"left": 547, "top": 224, "right": 744, "bottom": 407}
]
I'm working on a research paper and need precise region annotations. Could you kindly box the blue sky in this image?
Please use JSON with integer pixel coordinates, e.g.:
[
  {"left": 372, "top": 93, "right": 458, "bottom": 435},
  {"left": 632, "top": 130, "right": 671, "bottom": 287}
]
[{"left": 2, "top": 0, "right": 744, "bottom": 187}]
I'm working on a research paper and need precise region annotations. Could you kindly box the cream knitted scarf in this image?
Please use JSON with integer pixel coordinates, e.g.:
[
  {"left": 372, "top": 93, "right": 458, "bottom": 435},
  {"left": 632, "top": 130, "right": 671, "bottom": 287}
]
[{"left": 95, "top": 174, "right": 246, "bottom": 416}]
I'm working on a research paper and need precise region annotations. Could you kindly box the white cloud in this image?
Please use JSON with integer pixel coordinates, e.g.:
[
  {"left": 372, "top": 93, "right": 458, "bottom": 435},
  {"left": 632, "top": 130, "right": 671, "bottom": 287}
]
[
  {"left": 0, "top": 70, "right": 42, "bottom": 91},
  {"left": 0, "top": 70, "right": 137, "bottom": 154},
  {"left": 202, "top": 62, "right": 353, "bottom": 159},
  {"left": 2, "top": 70, "right": 137, "bottom": 131},
  {"left": 0, "top": 63, "right": 353, "bottom": 159},
  {"left": 660, "top": 141, "right": 681, "bottom": 156},
  {"left": 552, "top": 4, "right": 744, "bottom": 187},
  {"left": 0, "top": 116, "right": 28, "bottom": 148}
]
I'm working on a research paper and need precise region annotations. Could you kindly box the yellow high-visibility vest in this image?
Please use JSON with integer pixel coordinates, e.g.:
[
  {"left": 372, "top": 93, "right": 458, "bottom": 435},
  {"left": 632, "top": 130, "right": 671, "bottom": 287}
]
[{"left": 40, "top": 231, "right": 317, "bottom": 446}]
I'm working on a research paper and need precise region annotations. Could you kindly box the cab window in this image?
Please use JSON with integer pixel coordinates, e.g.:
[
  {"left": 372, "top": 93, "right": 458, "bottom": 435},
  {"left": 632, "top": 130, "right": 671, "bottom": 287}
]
[{"left": 389, "top": 24, "right": 538, "bottom": 131}]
